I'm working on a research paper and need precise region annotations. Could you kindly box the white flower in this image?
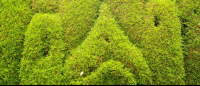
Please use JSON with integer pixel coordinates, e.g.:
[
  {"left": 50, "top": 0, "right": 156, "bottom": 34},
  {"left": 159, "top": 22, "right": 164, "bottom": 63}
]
[{"left": 80, "top": 71, "right": 84, "bottom": 75}]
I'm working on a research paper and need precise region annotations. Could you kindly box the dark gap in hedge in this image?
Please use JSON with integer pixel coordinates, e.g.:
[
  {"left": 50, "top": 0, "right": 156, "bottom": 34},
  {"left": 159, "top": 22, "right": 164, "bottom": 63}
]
[
  {"left": 154, "top": 15, "right": 159, "bottom": 27},
  {"left": 96, "top": 14, "right": 99, "bottom": 18},
  {"left": 194, "top": 10, "right": 197, "bottom": 14},
  {"left": 183, "top": 24, "right": 187, "bottom": 28},
  {"left": 44, "top": 49, "right": 49, "bottom": 57},
  {"left": 43, "top": 35, "right": 50, "bottom": 57},
  {"left": 105, "top": 37, "right": 110, "bottom": 43}
]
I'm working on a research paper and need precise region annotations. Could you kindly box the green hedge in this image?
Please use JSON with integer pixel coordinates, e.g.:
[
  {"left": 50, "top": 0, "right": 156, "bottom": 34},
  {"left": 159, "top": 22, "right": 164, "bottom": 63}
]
[
  {"left": 178, "top": 0, "right": 200, "bottom": 85},
  {"left": 63, "top": 3, "right": 153, "bottom": 85},
  {"left": 0, "top": 0, "right": 33, "bottom": 85},
  {"left": 19, "top": 13, "right": 66, "bottom": 85},
  {"left": 58, "top": 0, "right": 101, "bottom": 58},
  {"left": 104, "top": 0, "right": 146, "bottom": 49},
  {"left": 31, "top": 0, "right": 60, "bottom": 13},
  {"left": 141, "top": 0, "right": 186, "bottom": 85},
  {"left": 74, "top": 60, "right": 137, "bottom": 85},
  {"left": 0, "top": 0, "right": 199, "bottom": 85}
]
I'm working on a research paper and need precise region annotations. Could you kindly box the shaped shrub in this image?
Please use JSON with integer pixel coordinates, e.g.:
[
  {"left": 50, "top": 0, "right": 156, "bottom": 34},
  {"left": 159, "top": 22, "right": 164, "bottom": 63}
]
[
  {"left": 19, "top": 13, "right": 66, "bottom": 85},
  {"left": 141, "top": 0, "right": 186, "bottom": 85},
  {"left": 58, "top": 0, "right": 101, "bottom": 58},
  {"left": 0, "top": 0, "right": 33, "bottom": 85},
  {"left": 63, "top": 3, "right": 153, "bottom": 85},
  {"left": 104, "top": 0, "right": 146, "bottom": 48},
  {"left": 31, "top": 0, "right": 60, "bottom": 13},
  {"left": 74, "top": 60, "right": 137, "bottom": 85},
  {"left": 178, "top": 0, "right": 200, "bottom": 85}
]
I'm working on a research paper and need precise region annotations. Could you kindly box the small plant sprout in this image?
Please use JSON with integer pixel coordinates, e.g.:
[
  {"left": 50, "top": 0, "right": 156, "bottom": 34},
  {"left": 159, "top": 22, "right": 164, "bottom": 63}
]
[{"left": 80, "top": 71, "right": 84, "bottom": 76}]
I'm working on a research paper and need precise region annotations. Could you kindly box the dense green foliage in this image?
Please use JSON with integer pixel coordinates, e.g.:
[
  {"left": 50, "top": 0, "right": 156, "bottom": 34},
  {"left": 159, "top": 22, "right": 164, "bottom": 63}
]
[
  {"left": 75, "top": 59, "right": 137, "bottom": 85},
  {"left": 141, "top": 0, "right": 185, "bottom": 85},
  {"left": 0, "top": 0, "right": 33, "bottom": 85},
  {"left": 104, "top": 0, "right": 145, "bottom": 49},
  {"left": 58, "top": 0, "right": 101, "bottom": 58},
  {"left": 20, "top": 13, "right": 65, "bottom": 85},
  {"left": 177, "top": 0, "right": 200, "bottom": 85},
  {"left": 31, "top": 0, "right": 60, "bottom": 13},
  {"left": 0, "top": 0, "right": 199, "bottom": 85},
  {"left": 63, "top": 3, "right": 152, "bottom": 85}
]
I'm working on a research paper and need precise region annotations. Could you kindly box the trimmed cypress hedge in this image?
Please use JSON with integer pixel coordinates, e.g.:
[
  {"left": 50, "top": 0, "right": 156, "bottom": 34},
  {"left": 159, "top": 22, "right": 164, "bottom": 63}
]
[
  {"left": 75, "top": 60, "right": 137, "bottom": 85},
  {"left": 178, "top": 0, "right": 200, "bottom": 85},
  {"left": 63, "top": 3, "right": 153, "bottom": 85},
  {"left": 104, "top": 0, "right": 146, "bottom": 49},
  {"left": 58, "top": 0, "right": 101, "bottom": 58},
  {"left": 0, "top": 0, "right": 33, "bottom": 85},
  {"left": 19, "top": 13, "right": 66, "bottom": 85},
  {"left": 0, "top": 0, "right": 199, "bottom": 85},
  {"left": 141, "top": 0, "right": 186, "bottom": 85}
]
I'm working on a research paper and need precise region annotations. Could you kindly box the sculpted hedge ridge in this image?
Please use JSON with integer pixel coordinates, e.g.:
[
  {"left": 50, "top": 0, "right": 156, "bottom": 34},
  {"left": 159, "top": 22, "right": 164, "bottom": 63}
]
[
  {"left": 0, "top": 0, "right": 199, "bottom": 85},
  {"left": 63, "top": 3, "right": 152, "bottom": 85},
  {"left": 141, "top": 0, "right": 186, "bottom": 85},
  {"left": 59, "top": 0, "right": 101, "bottom": 58},
  {"left": 20, "top": 13, "right": 66, "bottom": 85}
]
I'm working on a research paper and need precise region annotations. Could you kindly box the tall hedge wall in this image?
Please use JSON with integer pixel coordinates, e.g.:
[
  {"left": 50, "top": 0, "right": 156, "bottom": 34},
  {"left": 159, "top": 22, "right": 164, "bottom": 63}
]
[
  {"left": 19, "top": 13, "right": 66, "bottom": 85},
  {"left": 63, "top": 3, "right": 153, "bottom": 85},
  {"left": 178, "top": 0, "right": 200, "bottom": 85},
  {"left": 0, "top": 0, "right": 33, "bottom": 85},
  {"left": 141, "top": 0, "right": 186, "bottom": 85},
  {"left": 58, "top": 0, "right": 101, "bottom": 58}
]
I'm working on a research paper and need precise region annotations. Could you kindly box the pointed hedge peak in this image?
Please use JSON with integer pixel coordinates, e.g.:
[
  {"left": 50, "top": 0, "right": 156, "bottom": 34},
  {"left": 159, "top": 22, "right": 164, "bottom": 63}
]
[
  {"left": 64, "top": 3, "right": 153, "bottom": 85},
  {"left": 103, "top": 0, "right": 146, "bottom": 48},
  {"left": 85, "top": 2, "right": 132, "bottom": 47}
]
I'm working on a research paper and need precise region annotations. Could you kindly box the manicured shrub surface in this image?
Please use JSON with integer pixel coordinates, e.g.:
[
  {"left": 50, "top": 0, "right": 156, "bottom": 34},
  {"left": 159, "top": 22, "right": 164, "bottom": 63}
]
[
  {"left": 0, "top": 0, "right": 33, "bottom": 85},
  {"left": 19, "top": 13, "right": 66, "bottom": 85},
  {"left": 31, "top": 0, "right": 60, "bottom": 13},
  {"left": 0, "top": 0, "right": 199, "bottom": 85},
  {"left": 58, "top": 0, "right": 101, "bottom": 58},
  {"left": 75, "top": 60, "right": 137, "bottom": 85},
  {"left": 104, "top": 0, "right": 145, "bottom": 49},
  {"left": 178, "top": 0, "right": 200, "bottom": 85},
  {"left": 63, "top": 3, "right": 152, "bottom": 85},
  {"left": 141, "top": 0, "right": 186, "bottom": 85}
]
